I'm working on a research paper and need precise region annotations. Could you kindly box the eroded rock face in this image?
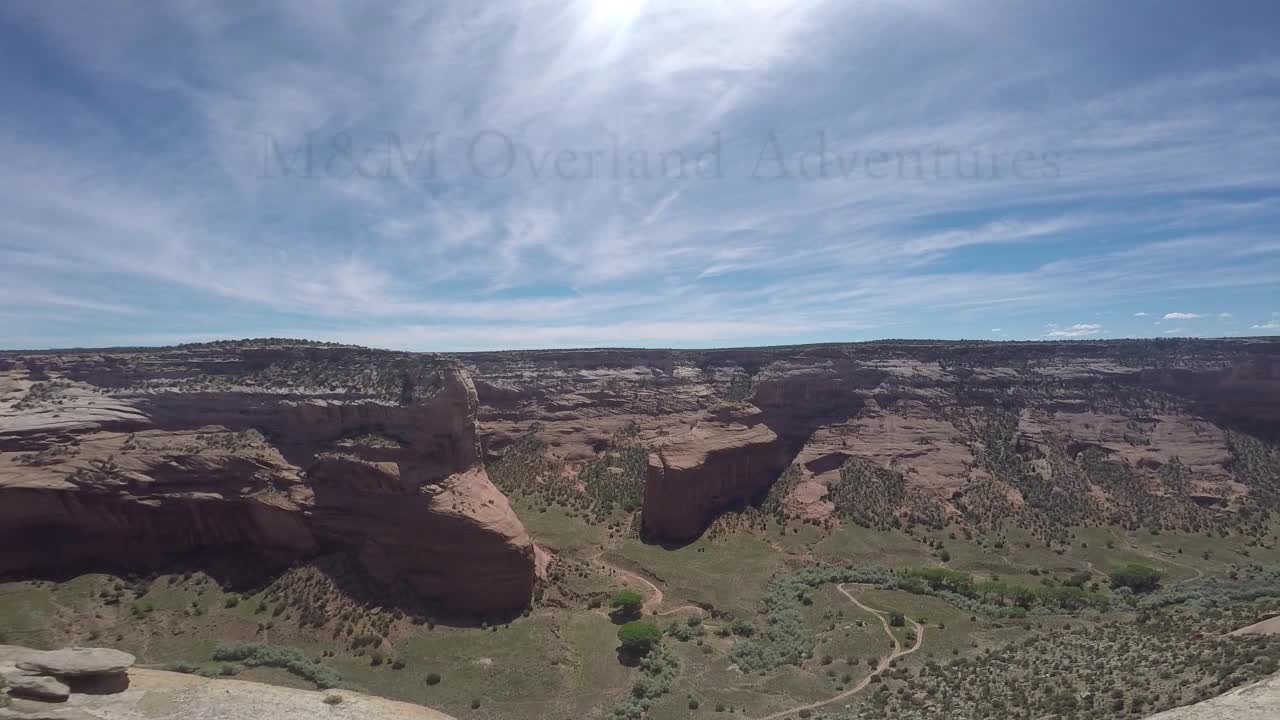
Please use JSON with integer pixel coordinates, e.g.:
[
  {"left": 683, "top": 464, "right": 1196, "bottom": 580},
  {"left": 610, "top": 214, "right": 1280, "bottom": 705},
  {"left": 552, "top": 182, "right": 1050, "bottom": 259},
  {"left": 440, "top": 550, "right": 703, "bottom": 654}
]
[
  {"left": 461, "top": 339, "right": 1280, "bottom": 542},
  {"left": 0, "top": 344, "right": 542, "bottom": 613},
  {"left": 642, "top": 405, "right": 789, "bottom": 542},
  {"left": 6, "top": 339, "right": 1280, "bottom": 552}
]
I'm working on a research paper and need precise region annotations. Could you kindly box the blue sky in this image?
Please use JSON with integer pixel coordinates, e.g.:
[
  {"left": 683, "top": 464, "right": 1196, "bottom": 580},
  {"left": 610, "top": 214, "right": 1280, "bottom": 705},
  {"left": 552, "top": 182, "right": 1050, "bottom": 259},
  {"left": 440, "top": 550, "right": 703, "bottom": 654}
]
[{"left": 1, "top": 0, "right": 1278, "bottom": 350}]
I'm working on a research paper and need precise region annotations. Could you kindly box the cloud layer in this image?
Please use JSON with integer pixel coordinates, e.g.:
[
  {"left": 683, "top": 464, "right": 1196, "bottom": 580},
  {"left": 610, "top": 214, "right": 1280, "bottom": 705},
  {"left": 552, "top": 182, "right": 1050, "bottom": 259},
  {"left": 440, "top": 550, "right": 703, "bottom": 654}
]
[{"left": 1, "top": 1, "right": 1278, "bottom": 349}]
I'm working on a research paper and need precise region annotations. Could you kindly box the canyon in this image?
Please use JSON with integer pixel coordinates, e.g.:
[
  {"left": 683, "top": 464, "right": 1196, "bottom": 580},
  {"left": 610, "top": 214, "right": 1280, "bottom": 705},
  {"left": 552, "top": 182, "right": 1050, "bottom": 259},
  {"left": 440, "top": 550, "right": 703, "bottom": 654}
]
[
  {"left": 468, "top": 338, "right": 1280, "bottom": 542},
  {"left": 0, "top": 344, "right": 543, "bottom": 613},
  {"left": 3, "top": 337, "right": 1280, "bottom": 608}
]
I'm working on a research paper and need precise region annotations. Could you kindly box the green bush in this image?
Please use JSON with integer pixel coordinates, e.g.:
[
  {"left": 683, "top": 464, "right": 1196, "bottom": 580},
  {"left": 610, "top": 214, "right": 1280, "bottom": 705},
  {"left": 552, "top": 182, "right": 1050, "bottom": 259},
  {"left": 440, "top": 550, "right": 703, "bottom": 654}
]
[
  {"left": 425, "top": 672, "right": 442, "bottom": 686},
  {"left": 1110, "top": 565, "right": 1163, "bottom": 594},
  {"left": 611, "top": 590, "right": 644, "bottom": 619},
  {"left": 618, "top": 622, "right": 663, "bottom": 655},
  {"left": 212, "top": 643, "right": 341, "bottom": 689},
  {"left": 607, "top": 644, "right": 679, "bottom": 720}
]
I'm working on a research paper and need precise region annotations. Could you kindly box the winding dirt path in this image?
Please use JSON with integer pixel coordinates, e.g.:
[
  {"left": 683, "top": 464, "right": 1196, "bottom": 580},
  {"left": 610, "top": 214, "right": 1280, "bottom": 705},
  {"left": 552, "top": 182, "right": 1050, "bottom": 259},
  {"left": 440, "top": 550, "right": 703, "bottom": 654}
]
[
  {"left": 655, "top": 604, "right": 704, "bottom": 617},
  {"left": 752, "top": 584, "right": 924, "bottom": 720},
  {"left": 590, "top": 554, "right": 665, "bottom": 613}
]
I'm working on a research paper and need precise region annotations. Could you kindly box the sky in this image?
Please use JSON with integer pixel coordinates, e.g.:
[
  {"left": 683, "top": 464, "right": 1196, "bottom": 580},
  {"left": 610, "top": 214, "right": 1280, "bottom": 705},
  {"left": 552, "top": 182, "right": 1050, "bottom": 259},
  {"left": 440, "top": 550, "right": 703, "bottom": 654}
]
[{"left": 1, "top": 0, "right": 1278, "bottom": 351}]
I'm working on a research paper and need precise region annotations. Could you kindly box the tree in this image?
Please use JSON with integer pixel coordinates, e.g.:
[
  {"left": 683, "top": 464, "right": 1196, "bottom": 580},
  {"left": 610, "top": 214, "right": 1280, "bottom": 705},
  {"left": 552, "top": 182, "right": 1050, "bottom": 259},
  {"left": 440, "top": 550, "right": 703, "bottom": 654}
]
[
  {"left": 610, "top": 590, "right": 644, "bottom": 620},
  {"left": 617, "top": 622, "right": 663, "bottom": 656},
  {"left": 1109, "top": 565, "right": 1163, "bottom": 593},
  {"left": 888, "top": 611, "right": 906, "bottom": 627}
]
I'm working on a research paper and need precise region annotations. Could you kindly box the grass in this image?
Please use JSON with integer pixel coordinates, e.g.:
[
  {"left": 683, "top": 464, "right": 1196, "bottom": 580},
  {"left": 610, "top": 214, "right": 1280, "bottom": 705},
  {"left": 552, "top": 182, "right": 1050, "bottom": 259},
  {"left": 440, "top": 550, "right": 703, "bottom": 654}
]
[
  {"left": 813, "top": 525, "right": 933, "bottom": 568},
  {"left": 0, "top": 584, "right": 58, "bottom": 642},
  {"left": 511, "top": 497, "right": 613, "bottom": 554},
  {"left": 610, "top": 535, "right": 783, "bottom": 619},
  {"left": 2, "top": 514, "right": 1278, "bottom": 720}
]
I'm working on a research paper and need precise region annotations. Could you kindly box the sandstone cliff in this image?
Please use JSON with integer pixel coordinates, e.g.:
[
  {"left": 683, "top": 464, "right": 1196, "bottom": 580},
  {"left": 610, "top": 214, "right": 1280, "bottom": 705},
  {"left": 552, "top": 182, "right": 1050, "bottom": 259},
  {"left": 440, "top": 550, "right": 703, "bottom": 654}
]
[
  {"left": 6, "top": 338, "right": 1280, "bottom": 553},
  {"left": 462, "top": 339, "right": 1280, "bottom": 542},
  {"left": 0, "top": 343, "right": 542, "bottom": 613},
  {"left": 642, "top": 404, "right": 788, "bottom": 541}
]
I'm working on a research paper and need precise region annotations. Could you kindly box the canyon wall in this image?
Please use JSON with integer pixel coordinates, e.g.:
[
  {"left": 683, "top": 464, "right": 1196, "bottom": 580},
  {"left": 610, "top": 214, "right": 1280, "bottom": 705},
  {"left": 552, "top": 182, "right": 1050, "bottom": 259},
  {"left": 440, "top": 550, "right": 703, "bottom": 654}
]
[
  {"left": 4, "top": 337, "right": 1280, "bottom": 561},
  {"left": 462, "top": 339, "right": 1280, "bottom": 542},
  {"left": 0, "top": 344, "right": 543, "bottom": 613}
]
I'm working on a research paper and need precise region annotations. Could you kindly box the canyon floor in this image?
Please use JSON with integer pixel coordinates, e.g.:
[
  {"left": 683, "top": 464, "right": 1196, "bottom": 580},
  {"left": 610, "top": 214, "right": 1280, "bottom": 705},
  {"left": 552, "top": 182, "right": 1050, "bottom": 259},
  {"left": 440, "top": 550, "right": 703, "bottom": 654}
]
[
  {"left": 2, "top": 339, "right": 1280, "bottom": 719},
  {"left": 3, "top": 513, "right": 1279, "bottom": 719}
]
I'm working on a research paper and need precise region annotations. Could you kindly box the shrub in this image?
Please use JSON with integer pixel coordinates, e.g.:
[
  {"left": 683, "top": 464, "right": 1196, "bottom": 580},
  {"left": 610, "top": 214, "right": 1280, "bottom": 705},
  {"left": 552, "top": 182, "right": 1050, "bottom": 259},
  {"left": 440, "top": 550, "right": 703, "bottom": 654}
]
[
  {"left": 1110, "top": 565, "right": 1163, "bottom": 594},
  {"left": 425, "top": 672, "right": 442, "bottom": 686},
  {"left": 163, "top": 660, "right": 199, "bottom": 674},
  {"left": 212, "top": 643, "right": 341, "bottom": 689},
  {"left": 607, "top": 644, "right": 679, "bottom": 719},
  {"left": 611, "top": 590, "right": 645, "bottom": 620},
  {"left": 323, "top": 695, "right": 343, "bottom": 705},
  {"left": 889, "top": 611, "right": 906, "bottom": 627},
  {"left": 618, "top": 622, "right": 663, "bottom": 655}
]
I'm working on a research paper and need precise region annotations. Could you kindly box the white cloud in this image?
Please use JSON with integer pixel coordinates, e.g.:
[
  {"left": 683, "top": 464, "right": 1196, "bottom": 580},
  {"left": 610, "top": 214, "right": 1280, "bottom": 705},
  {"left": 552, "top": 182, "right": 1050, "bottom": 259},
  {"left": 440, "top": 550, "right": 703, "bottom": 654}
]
[
  {"left": 1044, "top": 323, "right": 1104, "bottom": 338},
  {"left": 990, "top": 328, "right": 1003, "bottom": 333},
  {"left": 1163, "top": 327, "right": 1187, "bottom": 334},
  {"left": 1163, "top": 312, "right": 1205, "bottom": 320},
  {"left": 3, "top": 4, "right": 1280, "bottom": 350},
  {"left": 1252, "top": 320, "right": 1280, "bottom": 331},
  {"left": 1219, "top": 312, "right": 1233, "bottom": 318}
]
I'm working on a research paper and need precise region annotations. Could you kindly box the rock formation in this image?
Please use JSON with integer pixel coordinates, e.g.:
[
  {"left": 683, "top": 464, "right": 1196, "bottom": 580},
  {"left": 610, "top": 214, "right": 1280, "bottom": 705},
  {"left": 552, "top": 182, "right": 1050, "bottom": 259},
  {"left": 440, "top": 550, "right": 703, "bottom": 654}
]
[
  {"left": 0, "top": 343, "right": 542, "bottom": 613},
  {"left": 462, "top": 339, "right": 1280, "bottom": 541},
  {"left": 5, "top": 337, "right": 1280, "bottom": 551},
  {"left": 0, "top": 644, "right": 457, "bottom": 720},
  {"left": 1, "top": 645, "right": 135, "bottom": 703},
  {"left": 1143, "top": 669, "right": 1280, "bottom": 719},
  {"left": 642, "top": 404, "right": 788, "bottom": 542}
]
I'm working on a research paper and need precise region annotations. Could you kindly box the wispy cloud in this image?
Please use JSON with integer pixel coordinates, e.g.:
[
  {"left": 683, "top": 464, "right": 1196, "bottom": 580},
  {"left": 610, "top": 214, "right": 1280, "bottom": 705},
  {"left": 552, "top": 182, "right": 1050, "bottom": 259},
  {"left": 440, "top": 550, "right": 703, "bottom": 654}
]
[
  {"left": 1044, "top": 323, "right": 1104, "bottom": 338},
  {"left": 0, "top": 1, "right": 1278, "bottom": 349}
]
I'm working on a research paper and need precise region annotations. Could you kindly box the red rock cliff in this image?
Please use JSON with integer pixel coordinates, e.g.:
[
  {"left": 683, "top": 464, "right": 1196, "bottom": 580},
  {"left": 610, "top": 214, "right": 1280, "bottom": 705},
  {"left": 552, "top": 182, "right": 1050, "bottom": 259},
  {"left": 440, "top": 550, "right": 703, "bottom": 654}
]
[
  {"left": 0, "top": 344, "right": 542, "bottom": 613},
  {"left": 642, "top": 404, "right": 789, "bottom": 542}
]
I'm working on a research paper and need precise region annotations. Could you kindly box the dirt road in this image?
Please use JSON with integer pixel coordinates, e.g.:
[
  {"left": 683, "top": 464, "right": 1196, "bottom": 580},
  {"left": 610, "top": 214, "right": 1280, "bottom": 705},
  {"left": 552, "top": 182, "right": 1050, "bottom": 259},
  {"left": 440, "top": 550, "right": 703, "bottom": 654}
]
[{"left": 752, "top": 584, "right": 924, "bottom": 720}]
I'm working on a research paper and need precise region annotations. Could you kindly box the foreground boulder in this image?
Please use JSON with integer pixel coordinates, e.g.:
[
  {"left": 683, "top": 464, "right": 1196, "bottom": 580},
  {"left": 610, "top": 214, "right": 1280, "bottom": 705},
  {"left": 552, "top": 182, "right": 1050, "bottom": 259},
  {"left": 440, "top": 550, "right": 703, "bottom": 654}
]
[
  {"left": 0, "top": 344, "right": 543, "bottom": 613},
  {"left": 0, "top": 643, "right": 456, "bottom": 720},
  {"left": 1, "top": 645, "right": 133, "bottom": 706},
  {"left": 2, "top": 675, "right": 69, "bottom": 703},
  {"left": 14, "top": 648, "right": 135, "bottom": 679}
]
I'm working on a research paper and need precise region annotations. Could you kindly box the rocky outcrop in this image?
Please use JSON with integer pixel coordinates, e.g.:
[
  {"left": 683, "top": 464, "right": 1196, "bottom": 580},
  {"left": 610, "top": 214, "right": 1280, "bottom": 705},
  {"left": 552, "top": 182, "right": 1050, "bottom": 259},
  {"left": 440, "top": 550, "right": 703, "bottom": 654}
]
[
  {"left": 1, "top": 646, "right": 134, "bottom": 704},
  {"left": 0, "top": 644, "right": 456, "bottom": 720},
  {"left": 0, "top": 344, "right": 542, "bottom": 613},
  {"left": 642, "top": 404, "right": 789, "bottom": 541},
  {"left": 6, "top": 338, "right": 1280, "bottom": 551},
  {"left": 12, "top": 648, "right": 135, "bottom": 679},
  {"left": 459, "top": 338, "right": 1280, "bottom": 542},
  {"left": 1143, "top": 670, "right": 1280, "bottom": 719}
]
